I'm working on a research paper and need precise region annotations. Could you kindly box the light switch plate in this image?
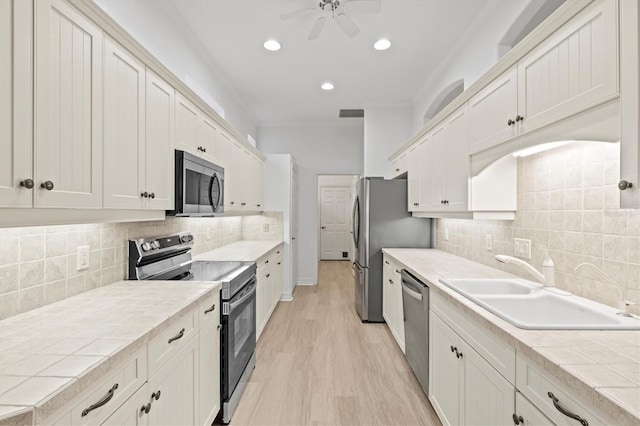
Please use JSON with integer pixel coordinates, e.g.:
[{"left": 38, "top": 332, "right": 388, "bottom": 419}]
[
  {"left": 444, "top": 228, "right": 449, "bottom": 241},
  {"left": 486, "top": 234, "right": 493, "bottom": 251},
  {"left": 514, "top": 238, "right": 532, "bottom": 259},
  {"left": 263, "top": 224, "right": 269, "bottom": 232},
  {"left": 77, "top": 246, "right": 90, "bottom": 271}
]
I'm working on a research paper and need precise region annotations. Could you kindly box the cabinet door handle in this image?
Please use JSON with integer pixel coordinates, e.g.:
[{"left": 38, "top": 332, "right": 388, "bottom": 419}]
[
  {"left": 547, "top": 392, "right": 588, "bottom": 426},
  {"left": 395, "top": 168, "right": 400, "bottom": 172},
  {"left": 266, "top": 273, "right": 271, "bottom": 278},
  {"left": 515, "top": 115, "right": 524, "bottom": 122},
  {"left": 141, "top": 192, "right": 148, "bottom": 198},
  {"left": 150, "top": 192, "right": 156, "bottom": 199},
  {"left": 456, "top": 351, "right": 463, "bottom": 359},
  {"left": 450, "top": 345, "right": 456, "bottom": 353},
  {"left": 19, "top": 179, "right": 34, "bottom": 189},
  {"left": 167, "top": 328, "right": 185, "bottom": 344},
  {"left": 81, "top": 383, "right": 119, "bottom": 417},
  {"left": 277, "top": 262, "right": 281, "bottom": 265},
  {"left": 152, "top": 390, "right": 161, "bottom": 401},
  {"left": 507, "top": 118, "right": 515, "bottom": 126},
  {"left": 140, "top": 403, "right": 151, "bottom": 414},
  {"left": 204, "top": 304, "right": 216, "bottom": 314},
  {"left": 40, "top": 181, "right": 54, "bottom": 191},
  {"left": 618, "top": 180, "right": 633, "bottom": 190},
  {"left": 512, "top": 414, "right": 524, "bottom": 425},
  {"left": 395, "top": 269, "right": 401, "bottom": 273},
  {"left": 241, "top": 202, "right": 246, "bottom": 206},
  {"left": 389, "top": 279, "right": 393, "bottom": 284}
]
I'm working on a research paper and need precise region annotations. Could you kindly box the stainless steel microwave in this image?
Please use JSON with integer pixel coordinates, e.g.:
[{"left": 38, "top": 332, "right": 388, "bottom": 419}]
[{"left": 167, "top": 150, "right": 224, "bottom": 217}]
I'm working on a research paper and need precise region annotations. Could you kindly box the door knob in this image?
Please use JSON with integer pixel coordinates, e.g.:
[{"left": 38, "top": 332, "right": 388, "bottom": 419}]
[
  {"left": 40, "top": 181, "right": 54, "bottom": 191},
  {"left": 19, "top": 179, "right": 34, "bottom": 189},
  {"left": 618, "top": 180, "right": 633, "bottom": 190}
]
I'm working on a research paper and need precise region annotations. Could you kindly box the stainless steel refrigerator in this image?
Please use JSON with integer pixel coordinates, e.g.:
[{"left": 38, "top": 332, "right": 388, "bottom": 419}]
[{"left": 352, "top": 178, "right": 432, "bottom": 322}]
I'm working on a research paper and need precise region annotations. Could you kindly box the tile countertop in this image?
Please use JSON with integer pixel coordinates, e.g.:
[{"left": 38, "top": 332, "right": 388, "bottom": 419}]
[
  {"left": 0, "top": 279, "right": 221, "bottom": 425},
  {"left": 194, "top": 240, "right": 283, "bottom": 262},
  {"left": 382, "top": 248, "right": 640, "bottom": 426}
]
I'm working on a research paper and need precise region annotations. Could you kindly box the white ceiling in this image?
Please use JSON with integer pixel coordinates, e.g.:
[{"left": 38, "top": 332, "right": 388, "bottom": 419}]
[{"left": 167, "top": 0, "right": 522, "bottom": 124}]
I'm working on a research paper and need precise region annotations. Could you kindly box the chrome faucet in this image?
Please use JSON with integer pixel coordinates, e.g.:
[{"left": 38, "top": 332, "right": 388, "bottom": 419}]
[
  {"left": 573, "top": 262, "right": 636, "bottom": 317},
  {"left": 495, "top": 247, "right": 562, "bottom": 293}
]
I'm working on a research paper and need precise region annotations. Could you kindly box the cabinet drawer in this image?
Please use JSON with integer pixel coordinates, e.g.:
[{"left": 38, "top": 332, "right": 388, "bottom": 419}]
[
  {"left": 516, "top": 353, "right": 613, "bottom": 426},
  {"left": 45, "top": 346, "right": 147, "bottom": 425},
  {"left": 198, "top": 290, "right": 220, "bottom": 331},
  {"left": 431, "top": 291, "right": 515, "bottom": 384},
  {"left": 148, "top": 307, "right": 197, "bottom": 375}
]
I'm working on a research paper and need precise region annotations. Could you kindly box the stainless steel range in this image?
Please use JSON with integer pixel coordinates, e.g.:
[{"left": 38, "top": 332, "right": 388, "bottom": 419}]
[{"left": 128, "top": 232, "right": 257, "bottom": 424}]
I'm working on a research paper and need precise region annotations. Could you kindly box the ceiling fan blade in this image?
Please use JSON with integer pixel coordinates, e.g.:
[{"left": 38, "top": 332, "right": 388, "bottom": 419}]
[
  {"left": 342, "top": 0, "right": 381, "bottom": 14},
  {"left": 280, "top": 8, "right": 316, "bottom": 20},
  {"left": 336, "top": 13, "right": 360, "bottom": 38},
  {"left": 308, "top": 16, "right": 327, "bottom": 40}
]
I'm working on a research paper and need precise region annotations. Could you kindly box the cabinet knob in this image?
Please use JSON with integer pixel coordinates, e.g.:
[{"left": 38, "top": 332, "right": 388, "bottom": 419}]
[
  {"left": 507, "top": 118, "right": 515, "bottom": 126},
  {"left": 141, "top": 192, "right": 148, "bottom": 198},
  {"left": 266, "top": 273, "right": 271, "bottom": 278},
  {"left": 512, "top": 414, "right": 524, "bottom": 425},
  {"left": 230, "top": 201, "right": 234, "bottom": 205},
  {"left": 150, "top": 192, "right": 156, "bottom": 199},
  {"left": 395, "top": 168, "right": 400, "bottom": 172},
  {"left": 241, "top": 202, "right": 246, "bottom": 206},
  {"left": 618, "top": 180, "right": 633, "bottom": 191},
  {"left": 40, "top": 181, "right": 54, "bottom": 191},
  {"left": 140, "top": 403, "right": 151, "bottom": 414},
  {"left": 515, "top": 115, "right": 524, "bottom": 122},
  {"left": 152, "top": 390, "right": 161, "bottom": 401},
  {"left": 19, "top": 179, "right": 34, "bottom": 189},
  {"left": 257, "top": 204, "right": 261, "bottom": 207}
]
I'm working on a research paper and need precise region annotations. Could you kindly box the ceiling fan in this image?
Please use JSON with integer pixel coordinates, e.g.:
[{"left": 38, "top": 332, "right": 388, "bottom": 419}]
[{"left": 281, "top": 0, "right": 381, "bottom": 40}]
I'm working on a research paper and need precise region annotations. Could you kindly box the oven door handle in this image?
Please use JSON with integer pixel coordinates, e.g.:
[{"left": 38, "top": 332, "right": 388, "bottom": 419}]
[{"left": 228, "top": 281, "right": 257, "bottom": 314}]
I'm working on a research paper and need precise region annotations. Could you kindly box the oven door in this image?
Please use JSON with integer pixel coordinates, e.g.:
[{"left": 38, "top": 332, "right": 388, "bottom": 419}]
[
  {"left": 221, "top": 278, "right": 257, "bottom": 400},
  {"left": 182, "top": 158, "right": 224, "bottom": 216}
]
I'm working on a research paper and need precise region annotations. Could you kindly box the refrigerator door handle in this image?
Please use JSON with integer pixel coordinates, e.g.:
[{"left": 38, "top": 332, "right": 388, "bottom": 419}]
[{"left": 352, "top": 196, "right": 360, "bottom": 249}]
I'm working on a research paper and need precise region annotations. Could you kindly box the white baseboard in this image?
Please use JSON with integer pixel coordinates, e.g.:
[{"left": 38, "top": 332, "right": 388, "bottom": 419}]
[
  {"left": 280, "top": 296, "right": 294, "bottom": 302},
  {"left": 296, "top": 281, "right": 317, "bottom": 286}
]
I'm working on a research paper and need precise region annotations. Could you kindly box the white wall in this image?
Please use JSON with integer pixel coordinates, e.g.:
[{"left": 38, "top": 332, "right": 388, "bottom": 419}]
[
  {"left": 94, "top": 0, "right": 259, "bottom": 141},
  {"left": 411, "top": 0, "right": 531, "bottom": 131},
  {"left": 258, "top": 123, "right": 364, "bottom": 285},
  {"left": 364, "top": 105, "right": 413, "bottom": 177}
]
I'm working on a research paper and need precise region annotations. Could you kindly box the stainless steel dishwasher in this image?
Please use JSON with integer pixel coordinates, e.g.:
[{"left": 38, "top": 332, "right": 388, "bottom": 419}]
[{"left": 401, "top": 269, "right": 429, "bottom": 395}]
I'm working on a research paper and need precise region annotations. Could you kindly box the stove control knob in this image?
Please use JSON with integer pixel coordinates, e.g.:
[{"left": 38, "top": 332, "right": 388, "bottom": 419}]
[
  {"left": 151, "top": 241, "right": 160, "bottom": 250},
  {"left": 141, "top": 242, "right": 152, "bottom": 252},
  {"left": 180, "top": 235, "right": 193, "bottom": 244}
]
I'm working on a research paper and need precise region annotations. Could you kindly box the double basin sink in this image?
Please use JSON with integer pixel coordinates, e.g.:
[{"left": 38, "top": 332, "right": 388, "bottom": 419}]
[{"left": 439, "top": 278, "right": 640, "bottom": 330}]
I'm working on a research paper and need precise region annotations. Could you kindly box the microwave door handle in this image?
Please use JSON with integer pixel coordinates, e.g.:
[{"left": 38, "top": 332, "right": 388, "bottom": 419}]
[{"left": 209, "top": 173, "right": 221, "bottom": 211}]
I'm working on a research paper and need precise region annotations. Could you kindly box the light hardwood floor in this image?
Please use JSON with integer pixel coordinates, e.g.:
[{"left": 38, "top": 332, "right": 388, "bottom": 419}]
[{"left": 231, "top": 261, "right": 442, "bottom": 426}]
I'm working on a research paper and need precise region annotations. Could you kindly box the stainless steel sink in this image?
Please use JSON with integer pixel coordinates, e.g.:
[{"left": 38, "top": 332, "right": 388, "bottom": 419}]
[{"left": 439, "top": 278, "right": 640, "bottom": 330}]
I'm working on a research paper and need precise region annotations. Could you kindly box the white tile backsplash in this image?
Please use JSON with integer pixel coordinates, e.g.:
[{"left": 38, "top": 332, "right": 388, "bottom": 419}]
[
  {"left": 436, "top": 142, "right": 640, "bottom": 315},
  {"left": 0, "top": 213, "right": 283, "bottom": 320}
]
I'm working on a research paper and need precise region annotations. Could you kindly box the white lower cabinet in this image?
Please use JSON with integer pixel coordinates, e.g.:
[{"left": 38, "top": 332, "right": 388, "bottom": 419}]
[
  {"left": 102, "top": 384, "right": 150, "bottom": 426},
  {"left": 256, "top": 246, "right": 284, "bottom": 340},
  {"left": 382, "top": 255, "right": 404, "bottom": 352},
  {"left": 429, "top": 312, "right": 462, "bottom": 426},
  {"left": 198, "top": 292, "right": 221, "bottom": 426},
  {"left": 514, "top": 392, "right": 553, "bottom": 426}
]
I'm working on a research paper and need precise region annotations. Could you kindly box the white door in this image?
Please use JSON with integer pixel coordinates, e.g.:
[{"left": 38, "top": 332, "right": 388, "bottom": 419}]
[
  {"left": 291, "top": 163, "right": 299, "bottom": 288},
  {"left": 103, "top": 37, "right": 145, "bottom": 209},
  {"left": 0, "top": 0, "right": 32, "bottom": 208},
  {"left": 320, "top": 186, "right": 351, "bottom": 260},
  {"left": 35, "top": 0, "right": 103, "bottom": 208},
  {"left": 145, "top": 69, "right": 175, "bottom": 210}
]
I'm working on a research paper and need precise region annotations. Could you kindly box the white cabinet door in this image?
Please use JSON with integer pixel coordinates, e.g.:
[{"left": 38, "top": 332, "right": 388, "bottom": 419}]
[
  {"left": 147, "top": 336, "right": 198, "bottom": 426},
  {"left": 429, "top": 312, "right": 461, "bottom": 426},
  {"left": 198, "top": 317, "right": 220, "bottom": 426},
  {"left": 103, "top": 37, "right": 145, "bottom": 210},
  {"left": 198, "top": 115, "right": 217, "bottom": 162},
  {"left": 406, "top": 143, "right": 420, "bottom": 211},
  {"left": 391, "top": 270, "right": 405, "bottom": 351},
  {"left": 459, "top": 339, "right": 514, "bottom": 426},
  {"left": 35, "top": 0, "right": 103, "bottom": 208},
  {"left": 145, "top": 69, "right": 175, "bottom": 210},
  {"left": 442, "top": 105, "right": 470, "bottom": 211},
  {"left": 415, "top": 136, "right": 431, "bottom": 211},
  {"left": 428, "top": 124, "right": 446, "bottom": 210},
  {"left": 517, "top": 0, "right": 618, "bottom": 135},
  {"left": 0, "top": 0, "right": 32, "bottom": 208},
  {"left": 468, "top": 66, "right": 518, "bottom": 155},
  {"left": 102, "top": 384, "right": 149, "bottom": 426},
  {"left": 514, "top": 393, "right": 553, "bottom": 426},
  {"left": 382, "top": 259, "right": 392, "bottom": 325},
  {"left": 620, "top": 0, "right": 640, "bottom": 208},
  {"left": 175, "top": 93, "right": 199, "bottom": 155},
  {"left": 254, "top": 154, "right": 264, "bottom": 211}
]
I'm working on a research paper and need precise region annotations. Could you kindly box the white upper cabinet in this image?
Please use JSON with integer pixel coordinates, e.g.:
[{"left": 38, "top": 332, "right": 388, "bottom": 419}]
[
  {"left": 34, "top": 0, "right": 103, "bottom": 208},
  {"left": 198, "top": 114, "right": 218, "bottom": 162},
  {"left": 406, "top": 143, "right": 420, "bottom": 211},
  {"left": 517, "top": 0, "right": 618, "bottom": 135},
  {"left": 103, "top": 37, "right": 146, "bottom": 209},
  {"left": 0, "top": 0, "right": 32, "bottom": 208},
  {"left": 620, "top": 0, "right": 640, "bottom": 208},
  {"left": 145, "top": 69, "right": 175, "bottom": 210},
  {"left": 175, "top": 92, "right": 216, "bottom": 161},
  {"left": 468, "top": 66, "right": 518, "bottom": 155}
]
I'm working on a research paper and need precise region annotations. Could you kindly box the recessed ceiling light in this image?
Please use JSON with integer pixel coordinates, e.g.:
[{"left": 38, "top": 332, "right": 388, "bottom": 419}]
[
  {"left": 373, "top": 39, "right": 391, "bottom": 51},
  {"left": 321, "top": 82, "right": 334, "bottom": 91},
  {"left": 263, "top": 40, "right": 281, "bottom": 51}
]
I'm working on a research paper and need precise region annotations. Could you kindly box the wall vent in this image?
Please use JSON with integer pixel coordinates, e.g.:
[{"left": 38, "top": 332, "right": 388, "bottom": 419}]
[{"left": 339, "top": 109, "right": 364, "bottom": 118}]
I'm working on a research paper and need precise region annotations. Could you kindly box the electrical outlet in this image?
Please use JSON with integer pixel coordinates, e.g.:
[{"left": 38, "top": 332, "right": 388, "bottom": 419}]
[
  {"left": 444, "top": 228, "right": 449, "bottom": 241},
  {"left": 486, "top": 234, "right": 493, "bottom": 251},
  {"left": 77, "top": 246, "right": 90, "bottom": 271},
  {"left": 514, "top": 238, "right": 532, "bottom": 259},
  {"left": 262, "top": 224, "right": 270, "bottom": 232},
  {"left": 206, "top": 228, "right": 211, "bottom": 241}
]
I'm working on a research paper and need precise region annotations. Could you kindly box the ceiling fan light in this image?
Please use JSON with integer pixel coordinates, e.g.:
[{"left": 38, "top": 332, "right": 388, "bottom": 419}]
[
  {"left": 374, "top": 38, "right": 391, "bottom": 51},
  {"left": 263, "top": 40, "right": 281, "bottom": 51},
  {"left": 321, "top": 82, "right": 335, "bottom": 91}
]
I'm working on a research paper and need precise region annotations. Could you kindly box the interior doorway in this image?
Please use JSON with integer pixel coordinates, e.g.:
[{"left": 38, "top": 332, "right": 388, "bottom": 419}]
[{"left": 318, "top": 175, "right": 359, "bottom": 261}]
